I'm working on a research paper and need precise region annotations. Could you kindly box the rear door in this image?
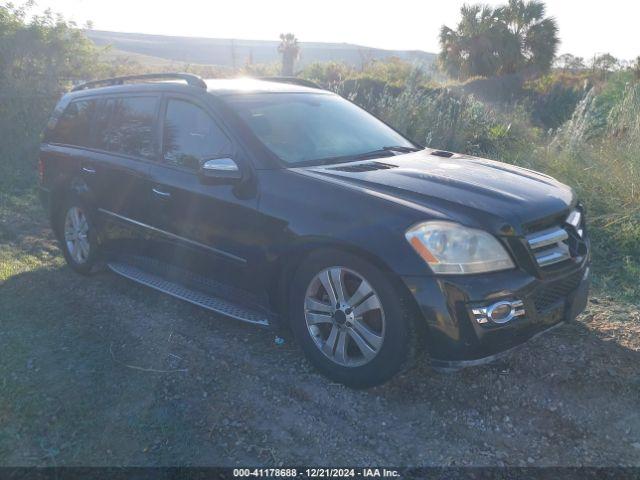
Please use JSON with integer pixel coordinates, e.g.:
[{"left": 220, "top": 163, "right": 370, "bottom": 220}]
[
  {"left": 143, "top": 94, "right": 263, "bottom": 293},
  {"left": 42, "top": 97, "right": 100, "bottom": 201}
]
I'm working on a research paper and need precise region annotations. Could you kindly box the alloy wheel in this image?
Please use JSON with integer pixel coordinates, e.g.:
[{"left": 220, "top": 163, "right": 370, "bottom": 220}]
[
  {"left": 304, "top": 267, "right": 386, "bottom": 367},
  {"left": 64, "top": 206, "right": 90, "bottom": 264}
]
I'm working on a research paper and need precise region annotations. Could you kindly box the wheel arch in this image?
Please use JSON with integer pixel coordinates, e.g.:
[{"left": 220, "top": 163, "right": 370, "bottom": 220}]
[
  {"left": 49, "top": 175, "right": 97, "bottom": 237},
  {"left": 268, "top": 238, "right": 425, "bottom": 333}
]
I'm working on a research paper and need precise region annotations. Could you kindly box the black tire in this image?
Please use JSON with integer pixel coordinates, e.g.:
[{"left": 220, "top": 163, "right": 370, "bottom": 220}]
[
  {"left": 55, "top": 196, "right": 101, "bottom": 275},
  {"left": 289, "top": 249, "right": 419, "bottom": 388}
]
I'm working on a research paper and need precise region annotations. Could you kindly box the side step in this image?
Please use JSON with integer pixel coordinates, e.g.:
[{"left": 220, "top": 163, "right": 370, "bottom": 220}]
[{"left": 107, "top": 261, "right": 272, "bottom": 326}]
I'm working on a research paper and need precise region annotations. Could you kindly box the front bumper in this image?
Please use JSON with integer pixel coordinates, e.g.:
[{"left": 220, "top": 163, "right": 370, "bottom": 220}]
[{"left": 402, "top": 262, "right": 590, "bottom": 368}]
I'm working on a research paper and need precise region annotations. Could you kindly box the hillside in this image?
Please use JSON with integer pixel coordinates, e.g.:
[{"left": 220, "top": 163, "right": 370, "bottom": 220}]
[{"left": 85, "top": 30, "right": 436, "bottom": 69}]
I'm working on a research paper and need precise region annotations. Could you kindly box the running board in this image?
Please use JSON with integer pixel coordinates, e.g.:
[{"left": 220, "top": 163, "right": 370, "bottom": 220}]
[{"left": 107, "top": 261, "right": 272, "bottom": 326}]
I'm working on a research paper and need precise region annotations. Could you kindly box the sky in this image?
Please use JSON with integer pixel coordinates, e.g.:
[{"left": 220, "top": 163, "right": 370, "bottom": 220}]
[{"left": 32, "top": 0, "right": 640, "bottom": 60}]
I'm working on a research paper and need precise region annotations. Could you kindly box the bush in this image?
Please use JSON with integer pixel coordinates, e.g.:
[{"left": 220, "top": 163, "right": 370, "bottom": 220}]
[
  {"left": 300, "top": 61, "right": 354, "bottom": 89},
  {"left": 535, "top": 144, "right": 640, "bottom": 301},
  {"left": 357, "top": 57, "right": 430, "bottom": 87},
  {"left": 0, "top": 3, "right": 102, "bottom": 193},
  {"left": 543, "top": 75, "right": 640, "bottom": 301},
  {"left": 528, "top": 80, "right": 586, "bottom": 130},
  {"left": 457, "top": 73, "right": 526, "bottom": 103},
  {"left": 607, "top": 82, "right": 640, "bottom": 144},
  {"left": 364, "top": 83, "right": 539, "bottom": 162}
]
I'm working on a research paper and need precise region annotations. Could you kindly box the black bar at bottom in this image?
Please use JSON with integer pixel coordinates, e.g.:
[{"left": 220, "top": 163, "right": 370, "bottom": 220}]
[{"left": 0, "top": 467, "right": 639, "bottom": 480}]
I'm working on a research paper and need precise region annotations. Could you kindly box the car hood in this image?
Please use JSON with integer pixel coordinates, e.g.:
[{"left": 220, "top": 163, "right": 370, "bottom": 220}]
[{"left": 294, "top": 149, "right": 575, "bottom": 234}]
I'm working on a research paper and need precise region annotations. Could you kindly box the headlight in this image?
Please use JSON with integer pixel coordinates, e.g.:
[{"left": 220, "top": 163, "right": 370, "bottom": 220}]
[{"left": 405, "top": 221, "right": 515, "bottom": 274}]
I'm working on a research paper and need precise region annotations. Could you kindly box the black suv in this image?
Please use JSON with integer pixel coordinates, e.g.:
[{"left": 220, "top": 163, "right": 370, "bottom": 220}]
[{"left": 39, "top": 73, "right": 590, "bottom": 387}]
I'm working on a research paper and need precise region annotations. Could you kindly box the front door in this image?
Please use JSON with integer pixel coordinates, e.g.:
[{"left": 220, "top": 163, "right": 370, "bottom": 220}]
[{"left": 143, "top": 95, "right": 263, "bottom": 294}]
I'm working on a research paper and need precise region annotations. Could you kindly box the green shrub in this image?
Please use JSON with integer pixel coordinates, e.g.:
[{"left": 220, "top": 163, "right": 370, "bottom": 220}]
[
  {"left": 542, "top": 77, "right": 640, "bottom": 302},
  {"left": 0, "top": 3, "right": 102, "bottom": 193},
  {"left": 607, "top": 82, "right": 640, "bottom": 144},
  {"left": 529, "top": 81, "right": 585, "bottom": 130},
  {"left": 300, "top": 61, "right": 354, "bottom": 88},
  {"left": 535, "top": 144, "right": 640, "bottom": 301},
  {"left": 357, "top": 57, "right": 430, "bottom": 87},
  {"left": 363, "top": 83, "right": 539, "bottom": 162}
]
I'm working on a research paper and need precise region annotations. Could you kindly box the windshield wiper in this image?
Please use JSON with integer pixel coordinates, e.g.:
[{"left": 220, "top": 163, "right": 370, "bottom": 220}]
[
  {"left": 305, "top": 151, "right": 391, "bottom": 166},
  {"left": 381, "top": 146, "right": 422, "bottom": 153},
  {"left": 313, "top": 146, "right": 422, "bottom": 166},
  {"left": 297, "top": 145, "right": 423, "bottom": 167}
]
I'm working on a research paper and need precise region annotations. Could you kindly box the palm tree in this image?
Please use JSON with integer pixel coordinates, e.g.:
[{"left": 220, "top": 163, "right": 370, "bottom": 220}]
[
  {"left": 439, "top": 5, "right": 501, "bottom": 79},
  {"left": 439, "top": 1, "right": 558, "bottom": 79},
  {"left": 495, "top": 0, "right": 559, "bottom": 74},
  {"left": 278, "top": 33, "right": 300, "bottom": 76}
]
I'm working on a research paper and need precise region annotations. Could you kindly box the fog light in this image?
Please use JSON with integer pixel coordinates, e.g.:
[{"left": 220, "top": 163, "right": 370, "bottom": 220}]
[
  {"left": 472, "top": 299, "right": 525, "bottom": 325},
  {"left": 490, "top": 303, "right": 512, "bottom": 321}
]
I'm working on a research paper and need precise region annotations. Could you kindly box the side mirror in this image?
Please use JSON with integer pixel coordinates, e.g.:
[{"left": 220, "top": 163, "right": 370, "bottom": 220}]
[{"left": 199, "top": 157, "right": 242, "bottom": 183}]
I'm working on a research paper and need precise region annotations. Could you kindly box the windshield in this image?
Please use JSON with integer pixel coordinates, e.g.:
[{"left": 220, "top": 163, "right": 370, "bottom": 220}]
[{"left": 224, "top": 93, "right": 417, "bottom": 166}]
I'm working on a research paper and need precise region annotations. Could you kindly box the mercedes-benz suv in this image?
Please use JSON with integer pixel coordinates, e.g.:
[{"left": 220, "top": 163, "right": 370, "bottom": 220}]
[{"left": 38, "top": 73, "right": 590, "bottom": 387}]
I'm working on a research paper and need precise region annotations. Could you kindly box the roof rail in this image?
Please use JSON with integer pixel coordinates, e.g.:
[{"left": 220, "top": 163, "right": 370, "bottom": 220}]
[
  {"left": 72, "top": 73, "right": 207, "bottom": 92},
  {"left": 258, "top": 77, "right": 321, "bottom": 89}
]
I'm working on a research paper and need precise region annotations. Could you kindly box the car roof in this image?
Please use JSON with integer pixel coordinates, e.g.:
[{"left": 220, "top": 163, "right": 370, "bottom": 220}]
[
  {"left": 204, "top": 78, "right": 328, "bottom": 96},
  {"left": 64, "top": 77, "right": 330, "bottom": 101}
]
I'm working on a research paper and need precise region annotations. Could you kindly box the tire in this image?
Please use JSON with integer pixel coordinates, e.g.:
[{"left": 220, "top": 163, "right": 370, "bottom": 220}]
[
  {"left": 55, "top": 196, "right": 101, "bottom": 275},
  {"left": 289, "top": 249, "right": 419, "bottom": 388}
]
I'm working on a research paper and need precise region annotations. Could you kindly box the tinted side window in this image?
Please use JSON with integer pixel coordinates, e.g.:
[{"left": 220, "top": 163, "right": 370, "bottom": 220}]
[
  {"left": 162, "top": 99, "right": 231, "bottom": 170},
  {"left": 94, "top": 98, "right": 114, "bottom": 150},
  {"left": 49, "top": 99, "right": 97, "bottom": 147},
  {"left": 97, "top": 96, "right": 158, "bottom": 159}
]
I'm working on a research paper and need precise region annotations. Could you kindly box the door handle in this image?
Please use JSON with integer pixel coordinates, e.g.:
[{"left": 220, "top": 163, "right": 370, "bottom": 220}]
[
  {"left": 81, "top": 166, "right": 96, "bottom": 174},
  {"left": 152, "top": 188, "right": 172, "bottom": 198}
]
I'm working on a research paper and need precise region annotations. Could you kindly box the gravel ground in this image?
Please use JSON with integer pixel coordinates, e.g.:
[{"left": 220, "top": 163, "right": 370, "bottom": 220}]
[{"left": 1, "top": 196, "right": 640, "bottom": 467}]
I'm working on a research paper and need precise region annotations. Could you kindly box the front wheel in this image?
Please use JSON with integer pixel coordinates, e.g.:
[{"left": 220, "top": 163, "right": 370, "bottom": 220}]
[{"left": 289, "top": 250, "right": 418, "bottom": 388}]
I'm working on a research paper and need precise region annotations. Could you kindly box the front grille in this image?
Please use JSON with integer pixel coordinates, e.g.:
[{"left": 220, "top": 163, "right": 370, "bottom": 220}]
[
  {"left": 532, "top": 270, "right": 583, "bottom": 313},
  {"left": 526, "top": 226, "right": 571, "bottom": 267},
  {"left": 526, "top": 208, "right": 587, "bottom": 269}
]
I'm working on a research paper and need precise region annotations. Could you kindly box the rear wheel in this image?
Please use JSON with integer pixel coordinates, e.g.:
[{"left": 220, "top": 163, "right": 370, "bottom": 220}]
[
  {"left": 289, "top": 250, "right": 418, "bottom": 388},
  {"left": 57, "top": 198, "right": 101, "bottom": 275}
]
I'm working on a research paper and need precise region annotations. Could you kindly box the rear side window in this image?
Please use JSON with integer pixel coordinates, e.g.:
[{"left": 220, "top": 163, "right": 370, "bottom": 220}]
[
  {"left": 96, "top": 96, "right": 158, "bottom": 159},
  {"left": 48, "top": 99, "right": 97, "bottom": 147},
  {"left": 162, "top": 99, "right": 231, "bottom": 170}
]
